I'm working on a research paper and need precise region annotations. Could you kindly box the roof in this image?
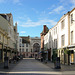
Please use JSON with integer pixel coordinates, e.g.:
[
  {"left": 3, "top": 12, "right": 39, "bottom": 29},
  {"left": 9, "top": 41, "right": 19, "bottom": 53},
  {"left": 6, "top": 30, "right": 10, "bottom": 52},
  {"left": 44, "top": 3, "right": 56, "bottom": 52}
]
[
  {"left": 41, "top": 26, "right": 49, "bottom": 35},
  {"left": 20, "top": 36, "right": 30, "bottom": 43},
  {"left": 0, "top": 13, "right": 12, "bottom": 20}
]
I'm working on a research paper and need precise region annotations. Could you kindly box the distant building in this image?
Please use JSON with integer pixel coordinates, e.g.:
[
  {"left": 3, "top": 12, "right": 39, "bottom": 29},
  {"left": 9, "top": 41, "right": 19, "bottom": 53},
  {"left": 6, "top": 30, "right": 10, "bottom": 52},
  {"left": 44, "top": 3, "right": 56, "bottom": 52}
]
[
  {"left": 40, "top": 25, "right": 49, "bottom": 50},
  {"left": 40, "top": 25, "right": 49, "bottom": 60},
  {"left": 18, "top": 36, "right": 41, "bottom": 58}
]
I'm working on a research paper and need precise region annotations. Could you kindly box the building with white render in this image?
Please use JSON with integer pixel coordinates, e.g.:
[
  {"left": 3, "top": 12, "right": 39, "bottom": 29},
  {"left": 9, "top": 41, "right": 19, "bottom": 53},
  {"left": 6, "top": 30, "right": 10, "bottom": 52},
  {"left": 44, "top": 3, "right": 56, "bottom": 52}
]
[{"left": 43, "top": 8, "right": 75, "bottom": 65}]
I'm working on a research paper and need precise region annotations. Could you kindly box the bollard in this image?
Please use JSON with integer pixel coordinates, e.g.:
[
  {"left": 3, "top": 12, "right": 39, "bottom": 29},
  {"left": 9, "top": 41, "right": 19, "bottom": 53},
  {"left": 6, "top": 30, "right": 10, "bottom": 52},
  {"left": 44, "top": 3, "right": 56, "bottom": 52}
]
[
  {"left": 4, "top": 57, "right": 9, "bottom": 69},
  {"left": 55, "top": 57, "right": 61, "bottom": 69}
]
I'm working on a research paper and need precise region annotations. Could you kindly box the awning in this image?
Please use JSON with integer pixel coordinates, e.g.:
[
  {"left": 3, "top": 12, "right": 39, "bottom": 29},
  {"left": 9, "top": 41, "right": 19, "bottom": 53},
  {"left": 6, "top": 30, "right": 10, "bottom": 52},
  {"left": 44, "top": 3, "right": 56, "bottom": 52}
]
[
  {"left": 67, "top": 45, "right": 75, "bottom": 48},
  {"left": 67, "top": 45, "right": 75, "bottom": 51}
]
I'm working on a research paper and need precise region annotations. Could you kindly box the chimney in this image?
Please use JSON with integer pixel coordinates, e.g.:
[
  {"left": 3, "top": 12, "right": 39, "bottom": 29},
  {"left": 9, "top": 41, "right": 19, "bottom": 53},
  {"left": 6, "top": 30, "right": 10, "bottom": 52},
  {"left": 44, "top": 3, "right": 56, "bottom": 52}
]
[{"left": 43, "top": 25, "right": 46, "bottom": 33}]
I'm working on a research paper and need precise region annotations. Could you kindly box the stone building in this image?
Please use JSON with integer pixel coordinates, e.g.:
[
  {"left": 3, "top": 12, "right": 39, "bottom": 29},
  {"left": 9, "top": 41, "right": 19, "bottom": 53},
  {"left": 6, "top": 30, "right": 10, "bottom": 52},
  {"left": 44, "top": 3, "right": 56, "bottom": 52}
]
[
  {"left": 0, "top": 13, "right": 18, "bottom": 62},
  {"left": 18, "top": 36, "right": 41, "bottom": 58}
]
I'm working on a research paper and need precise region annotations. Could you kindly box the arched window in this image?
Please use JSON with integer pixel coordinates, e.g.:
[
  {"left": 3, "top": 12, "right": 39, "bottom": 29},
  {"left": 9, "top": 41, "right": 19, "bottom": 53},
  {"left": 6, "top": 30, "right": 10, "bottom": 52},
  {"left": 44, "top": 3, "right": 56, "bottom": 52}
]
[{"left": 33, "top": 43, "right": 40, "bottom": 52}]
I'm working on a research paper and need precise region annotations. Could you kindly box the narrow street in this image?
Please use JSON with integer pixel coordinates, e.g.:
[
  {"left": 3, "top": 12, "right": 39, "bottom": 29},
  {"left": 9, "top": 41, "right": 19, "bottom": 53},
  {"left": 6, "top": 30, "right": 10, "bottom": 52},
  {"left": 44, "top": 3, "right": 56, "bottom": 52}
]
[
  {"left": 0, "top": 58, "right": 75, "bottom": 75},
  {"left": 0, "top": 58, "right": 62, "bottom": 75}
]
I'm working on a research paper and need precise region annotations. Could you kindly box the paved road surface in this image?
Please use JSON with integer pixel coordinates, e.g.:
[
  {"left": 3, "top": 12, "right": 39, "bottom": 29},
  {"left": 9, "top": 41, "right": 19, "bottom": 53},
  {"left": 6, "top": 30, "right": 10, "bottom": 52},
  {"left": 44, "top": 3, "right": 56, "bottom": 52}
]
[{"left": 0, "top": 58, "right": 74, "bottom": 75}]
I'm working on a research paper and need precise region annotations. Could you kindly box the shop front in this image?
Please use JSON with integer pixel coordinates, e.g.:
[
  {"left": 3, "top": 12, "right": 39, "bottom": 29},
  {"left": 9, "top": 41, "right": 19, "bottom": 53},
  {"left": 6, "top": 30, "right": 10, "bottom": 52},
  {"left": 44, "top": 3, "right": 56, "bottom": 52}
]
[
  {"left": 58, "top": 45, "right": 75, "bottom": 65},
  {"left": 48, "top": 48, "right": 51, "bottom": 61},
  {"left": 67, "top": 45, "right": 75, "bottom": 65},
  {"left": 53, "top": 48, "right": 57, "bottom": 62},
  {"left": 0, "top": 43, "right": 3, "bottom": 62}
]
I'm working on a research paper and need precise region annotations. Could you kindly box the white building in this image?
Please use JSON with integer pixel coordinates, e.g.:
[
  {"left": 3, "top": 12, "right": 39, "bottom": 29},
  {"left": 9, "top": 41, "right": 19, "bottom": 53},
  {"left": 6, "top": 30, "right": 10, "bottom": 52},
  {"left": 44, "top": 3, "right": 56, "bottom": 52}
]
[
  {"left": 44, "top": 8, "right": 75, "bottom": 65},
  {"left": 44, "top": 25, "right": 58, "bottom": 61}
]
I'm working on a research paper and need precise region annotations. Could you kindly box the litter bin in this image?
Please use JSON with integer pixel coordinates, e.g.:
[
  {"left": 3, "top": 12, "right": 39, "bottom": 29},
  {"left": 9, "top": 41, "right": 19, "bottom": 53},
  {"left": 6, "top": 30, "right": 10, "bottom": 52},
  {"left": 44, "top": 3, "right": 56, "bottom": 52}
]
[
  {"left": 54, "top": 57, "right": 61, "bottom": 69},
  {"left": 4, "top": 57, "right": 9, "bottom": 69}
]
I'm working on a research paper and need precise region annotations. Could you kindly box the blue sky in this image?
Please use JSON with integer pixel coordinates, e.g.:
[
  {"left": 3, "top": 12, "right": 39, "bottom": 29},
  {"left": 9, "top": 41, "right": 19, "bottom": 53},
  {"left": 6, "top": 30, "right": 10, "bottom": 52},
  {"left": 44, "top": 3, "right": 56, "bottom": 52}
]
[{"left": 0, "top": 0, "right": 75, "bottom": 37}]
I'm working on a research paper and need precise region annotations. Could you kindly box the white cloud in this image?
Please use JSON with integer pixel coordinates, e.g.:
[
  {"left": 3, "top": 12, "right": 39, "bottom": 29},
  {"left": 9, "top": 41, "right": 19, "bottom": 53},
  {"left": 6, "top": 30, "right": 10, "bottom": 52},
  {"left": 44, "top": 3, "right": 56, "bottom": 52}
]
[
  {"left": 49, "top": 6, "right": 64, "bottom": 14},
  {"left": 18, "top": 17, "right": 57, "bottom": 27},
  {"left": 48, "top": 5, "right": 55, "bottom": 10},
  {"left": 13, "top": 0, "right": 22, "bottom": 5},
  {"left": 0, "top": 0, "right": 22, "bottom": 5},
  {"left": 20, "top": 31, "right": 26, "bottom": 33},
  {"left": 71, "top": 0, "right": 75, "bottom": 8},
  {"left": 32, "top": 8, "right": 39, "bottom": 14},
  {"left": 13, "top": 0, "right": 19, "bottom": 3},
  {"left": 0, "top": 0, "right": 5, "bottom": 3}
]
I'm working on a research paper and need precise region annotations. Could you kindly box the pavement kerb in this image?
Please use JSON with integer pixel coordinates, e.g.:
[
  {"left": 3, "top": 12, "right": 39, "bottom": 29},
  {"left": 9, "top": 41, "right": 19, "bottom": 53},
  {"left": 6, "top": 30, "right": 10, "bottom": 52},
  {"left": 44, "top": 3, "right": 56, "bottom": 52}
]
[
  {"left": 0, "top": 71, "right": 62, "bottom": 74},
  {"left": 62, "top": 71, "right": 75, "bottom": 74}
]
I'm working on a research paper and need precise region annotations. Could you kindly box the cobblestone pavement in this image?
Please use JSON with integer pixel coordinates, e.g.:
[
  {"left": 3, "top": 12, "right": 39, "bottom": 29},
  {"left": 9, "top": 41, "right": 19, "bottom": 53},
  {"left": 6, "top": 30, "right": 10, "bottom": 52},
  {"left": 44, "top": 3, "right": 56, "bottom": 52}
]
[{"left": 0, "top": 58, "right": 75, "bottom": 75}]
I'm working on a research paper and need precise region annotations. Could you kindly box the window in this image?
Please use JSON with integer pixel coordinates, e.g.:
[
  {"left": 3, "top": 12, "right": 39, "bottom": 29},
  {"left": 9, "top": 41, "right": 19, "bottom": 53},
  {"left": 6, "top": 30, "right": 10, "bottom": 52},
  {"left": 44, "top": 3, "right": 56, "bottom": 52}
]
[
  {"left": 26, "top": 43, "right": 28, "bottom": 47},
  {"left": 71, "top": 14, "right": 73, "bottom": 24},
  {"left": 50, "top": 32, "right": 51, "bottom": 36},
  {"left": 61, "top": 20, "right": 65, "bottom": 29},
  {"left": 54, "top": 29, "right": 55, "bottom": 35},
  {"left": 56, "top": 27, "right": 57, "bottom": 34},
  {"left": 19, "top": 43, "right": 21, "bottom": 47},
  {"left": 20, "top": 49, "right": 21, "bottom": 52},
  {"left": 26, "top": 49, "right": 28, "bottom": 52},
  {"left": 71, "top": 31, "right": 73, "bottom": 44},
  {"left": 22, "top": 44, "right": 24, "bottom": 47},
  {"left": 61, "top": 35, "right": 65, "bottom": 46},
  {"left": 20, "top": 39, "right": 21, "bottom": 42},
  {"left": 22, "top": 49, "right": 24, "bottom": 52},
  {"left": 26, "top": 53, "right": 28, "bottom": 56}
]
